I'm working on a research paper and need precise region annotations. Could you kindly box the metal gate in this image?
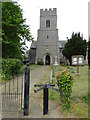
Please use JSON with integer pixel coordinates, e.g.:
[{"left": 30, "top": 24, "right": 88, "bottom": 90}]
[{"left": 1, "top": 60, "right": 24, "bottom": 111}]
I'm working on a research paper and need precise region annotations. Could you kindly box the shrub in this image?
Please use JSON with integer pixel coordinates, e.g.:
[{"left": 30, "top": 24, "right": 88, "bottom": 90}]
[
  {"left": 2, "top": 58, "right": 21, "bottom": 80},
  {"left": 37, "top": 59, "right": 44, "bottom": 65},
  {"left": 56, "top": 69, "right": 73, "bottom": 111},
  {"left": 80, "top": 94, "right": 88, "bottom": 104}
]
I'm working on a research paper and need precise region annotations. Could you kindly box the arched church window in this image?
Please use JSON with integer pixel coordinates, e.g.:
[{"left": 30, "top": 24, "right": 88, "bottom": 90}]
[{"left": 46, "top": 20, "right": 50, "bottom": 27}]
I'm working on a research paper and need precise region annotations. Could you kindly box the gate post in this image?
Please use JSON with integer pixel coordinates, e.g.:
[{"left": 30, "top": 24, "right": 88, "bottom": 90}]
[
  {"left": 43, "top": 85, "right": 48, "bottom": 115},
  {"left": 24, "top": 58, "right": 30, "bottom": 116}
]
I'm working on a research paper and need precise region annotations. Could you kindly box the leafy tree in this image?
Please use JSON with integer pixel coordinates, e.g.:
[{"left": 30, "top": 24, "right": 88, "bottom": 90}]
[
  {"left": 2, "top": 1, "right": 33, "bottom": 59},
  {"left": 88, "top": 38, "right": 90, "bottom": 68},
  {"left": 62, "top": 32, "right": 87, "bottom": 64}
]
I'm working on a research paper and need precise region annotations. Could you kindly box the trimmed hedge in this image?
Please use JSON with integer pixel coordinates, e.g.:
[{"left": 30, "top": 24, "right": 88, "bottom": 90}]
[{"left": 2, "top": 59, "right": 22, "bottom": 80}]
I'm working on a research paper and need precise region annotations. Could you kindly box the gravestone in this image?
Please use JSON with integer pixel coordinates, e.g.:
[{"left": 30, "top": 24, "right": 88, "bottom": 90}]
[{"left": 53, "top": 56, "right": 59, "bottom": 66}]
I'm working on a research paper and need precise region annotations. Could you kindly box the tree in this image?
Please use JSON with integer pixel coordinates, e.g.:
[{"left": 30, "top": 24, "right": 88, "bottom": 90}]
[
  {"left": 62, "top": 32, "right": 87, "bottom": 64},
  {"left": 2, "top": 1, "right": 33, "bottom": 59},
  {"left": 88, "top": 37, "right": 90, "bottom": 68}
]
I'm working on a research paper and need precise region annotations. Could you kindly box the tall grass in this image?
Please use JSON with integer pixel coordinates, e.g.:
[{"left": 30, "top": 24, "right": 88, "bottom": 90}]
[{"left": 50, "top": 65, "right": 88, "bottom": 118}]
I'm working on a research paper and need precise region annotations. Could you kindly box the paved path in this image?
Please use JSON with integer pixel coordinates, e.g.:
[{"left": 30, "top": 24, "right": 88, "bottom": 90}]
[
  {"left": 2, "top": 66, "right": 65, "bottom": 118},
  {"left": 29, "top": 66, "right": 63, "bottom": 118}
]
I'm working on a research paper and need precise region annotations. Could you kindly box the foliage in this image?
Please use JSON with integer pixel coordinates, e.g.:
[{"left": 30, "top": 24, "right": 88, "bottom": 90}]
[
  {"left": 37, "top": 59, "right": 44, "bottom": 65},
  {"left": 88, "top": 39, "right": 90, "bottom": 68},
  {"left": 62, "top": 32, "right": 87, "bottom": 64},
  {"left": 2, "top": 1, "right": 33, "bottom": 59},
  {"left": 2, "top": 58, "right": 21, "bottom": 80},
  {"left": 79, "top": 94, "right": 88, "bottom": 104},
  {"left": 56, "top": 69, "right": 73, "bottom": 111}
]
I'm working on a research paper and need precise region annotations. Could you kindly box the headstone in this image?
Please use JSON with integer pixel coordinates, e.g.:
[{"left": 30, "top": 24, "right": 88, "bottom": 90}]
[{"left": 53, "top": 56, "right": 59, "bottom": 66}]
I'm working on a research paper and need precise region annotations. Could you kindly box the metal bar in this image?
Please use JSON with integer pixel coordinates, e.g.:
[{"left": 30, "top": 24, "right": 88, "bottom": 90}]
[
  {"left": 34, "top": 84, "right": 55, "bottom": 87},
  {"left": 21, "top": 93, "right": 22, "bottom": 109},
  {"left": 9, "top": 80, "right": 10, "bottom": 95},
  {"left": 33, "top": 83, "right": 60, "bottom": 115},
  {"left": 15, "top": 91, "right": 16, "bottom": 110},
  {"left": 17, "top": 73, "right": 18, "bottom": 98},
  {"left": 5, "top": 72, "right": 6, "bottom": 96},
  {"left": 11, "top": 91, "right": 12, "bottom": 99},
  {"left": 2, "top": 92, "right": 5, "bottom": 108},
  {"left": 13, "top": 76, "right": 14, "bottom": 92},
  {"left": 7, "top": 92, "right": 9, "bottom": 110},
  {"left": 24, "top": 59, "right": 30, "bottom": 116},
  {"left": 1, "top": 93, "right": 21, "bottom": 95},
  {"left": 21, "top": 62, "right": 23, "bottom": 109},
  {"left": 15, "top": 91, "right": 16, "bottom": 100},
  {"left": 13, "top": 91, "right": 15, "bottom": 110},
  {"left": 34, "top": 86, "right": 44, "bottom": 93},
  {"left": 47, "top": 85, "right": 60, "bottom": 92},
  {"left": 19, "top": 93, "right": 20, "bottom": 109},
  {"left": 43, "top": 88, "right": 48, "bottom": 115},
  {"left": 49, "top": 84, "right": 55, "bottom": 86},
  {"left": 34, "top": 84, "right": 44, "bottom": 87}
]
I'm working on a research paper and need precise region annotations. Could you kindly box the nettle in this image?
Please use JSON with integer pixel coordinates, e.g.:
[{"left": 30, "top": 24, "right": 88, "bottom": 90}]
[{"left": 56, "top": 69, "right": 73, "bottom": 111}]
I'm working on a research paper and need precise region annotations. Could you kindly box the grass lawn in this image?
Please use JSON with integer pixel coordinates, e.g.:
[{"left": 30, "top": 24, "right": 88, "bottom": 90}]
[
  {"left": 49, "top": 65, "right": 88, "bottom": 118},
  {"left": 30, "top": 64, "right": 42, "bottom": 71},
  {"left": 70, "top": 65, "right": 88, "bottom": 118}
]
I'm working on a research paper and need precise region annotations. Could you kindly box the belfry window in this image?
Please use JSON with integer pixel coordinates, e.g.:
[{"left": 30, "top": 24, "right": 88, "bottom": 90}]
[
  {"left": 46, "top": 20, "right": 50, "bottom": 27},
  {"left": 47, "top": 35, "right": 49, "bottom": 38}
]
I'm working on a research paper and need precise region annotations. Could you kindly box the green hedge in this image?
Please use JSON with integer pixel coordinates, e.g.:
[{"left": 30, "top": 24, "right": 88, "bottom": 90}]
[{"left": 2, "top": 59, "right": 22, "bottom": 80}]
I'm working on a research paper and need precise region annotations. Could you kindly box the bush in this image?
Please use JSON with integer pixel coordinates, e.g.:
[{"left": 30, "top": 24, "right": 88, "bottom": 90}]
[
  {"left": 56, "top": 69, "right": 73, "bottom": 111},
  {"left": 2, "top": 58, "right": 22, "bottom": 80},
  {"left": 80, "top": 94, "right": 88, "bottom": 104},
  {"left": 37, "top": 59, "right": 44, "bottom": 65}
]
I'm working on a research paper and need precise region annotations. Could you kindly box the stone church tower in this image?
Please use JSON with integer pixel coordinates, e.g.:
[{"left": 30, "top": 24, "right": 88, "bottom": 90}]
[
  {"left": 29, "top": 8, "right": 66, "bottom": 65},
  {"left": 36, "top": 8, "right": 60, "bottom": 65}
]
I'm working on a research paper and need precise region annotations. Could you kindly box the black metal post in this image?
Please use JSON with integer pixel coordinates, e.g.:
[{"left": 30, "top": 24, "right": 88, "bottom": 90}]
[
  {"left": 24, "top": 58, "right": 30, "bottom": 116},
  {"left": 43, "top": 85, "right": 48, "bottom": 115},
  {"left": 34, "top": 84, "right": 59, "bottom": 115}
]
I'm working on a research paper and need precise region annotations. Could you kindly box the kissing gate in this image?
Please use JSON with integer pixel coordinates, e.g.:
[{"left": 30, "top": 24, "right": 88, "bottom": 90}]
[{"left": 1, "top": 59, "right": 30, "bottom": 115}]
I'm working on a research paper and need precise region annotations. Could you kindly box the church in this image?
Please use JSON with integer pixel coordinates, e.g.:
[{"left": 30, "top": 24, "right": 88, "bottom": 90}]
[{"left": 29, "top": 8, "right": 66, "bottom": 65}]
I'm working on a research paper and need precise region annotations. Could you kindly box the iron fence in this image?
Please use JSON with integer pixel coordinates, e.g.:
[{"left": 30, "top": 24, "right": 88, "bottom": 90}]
[{"left": 1, "top": 60, "right": 24, "bottom": 112}]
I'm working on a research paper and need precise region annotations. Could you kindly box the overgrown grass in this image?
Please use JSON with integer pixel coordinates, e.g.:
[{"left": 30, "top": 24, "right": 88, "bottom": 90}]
[
  {"left": 30, "top": 64, "right": 41, "bottom": 71},
  {"left": 50, "top": 65, "right": 88, "bottom": 118}
]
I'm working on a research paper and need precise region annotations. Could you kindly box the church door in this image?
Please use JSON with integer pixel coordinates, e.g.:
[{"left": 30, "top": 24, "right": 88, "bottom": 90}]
[{"left": 46, "top": 55, "right": 50, "bottom": 65}]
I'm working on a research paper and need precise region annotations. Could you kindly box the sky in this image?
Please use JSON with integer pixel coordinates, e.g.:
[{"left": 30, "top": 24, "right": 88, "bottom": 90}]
[{"left": 14, "top": 0, "right": 89, "bottom": 49}]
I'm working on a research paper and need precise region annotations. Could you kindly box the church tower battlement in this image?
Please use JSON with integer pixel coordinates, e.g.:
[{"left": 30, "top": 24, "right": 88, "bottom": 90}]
[
  {"left": 40, "top": 8, "right": 57, "bottom": 30},
  {"left": 40, "top": 8, "right": 57, "bottom": 16}
]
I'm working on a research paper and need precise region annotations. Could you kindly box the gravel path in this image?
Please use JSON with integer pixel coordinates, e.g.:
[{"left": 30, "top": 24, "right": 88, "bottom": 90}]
[{"left": 2, "top": 66, "right": 64, "bottom": 118}]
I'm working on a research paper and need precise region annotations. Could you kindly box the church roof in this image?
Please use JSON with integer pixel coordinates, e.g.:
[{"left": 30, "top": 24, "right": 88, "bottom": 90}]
[
  {"left": 59, "top": 40, "right": 67, "bottom": 48},
  {"left": 30, "top": 40, "right": 67, "bottom": 49},
  {"left": 30, "top": 41, "right": 37, "bottom": 48}
]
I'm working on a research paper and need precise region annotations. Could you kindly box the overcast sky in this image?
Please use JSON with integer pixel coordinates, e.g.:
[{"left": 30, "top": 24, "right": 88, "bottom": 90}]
[{"left": 14, "top": 0, "right": 89, "bottom": 48}]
